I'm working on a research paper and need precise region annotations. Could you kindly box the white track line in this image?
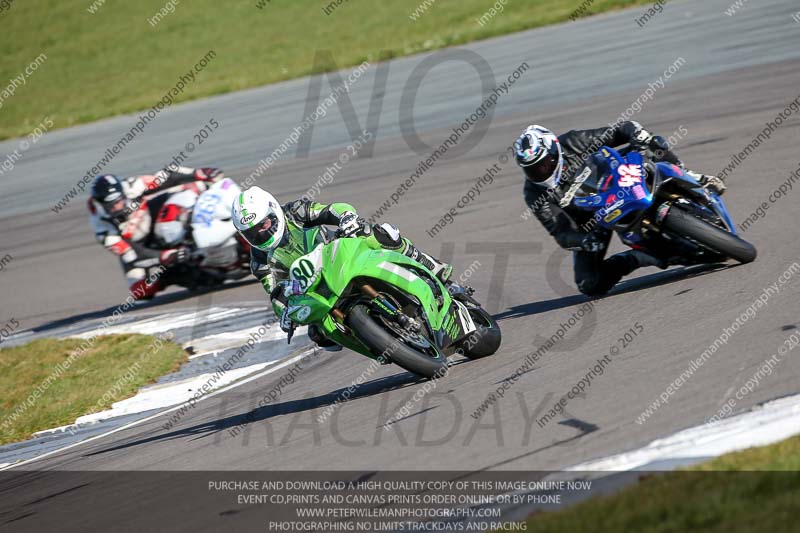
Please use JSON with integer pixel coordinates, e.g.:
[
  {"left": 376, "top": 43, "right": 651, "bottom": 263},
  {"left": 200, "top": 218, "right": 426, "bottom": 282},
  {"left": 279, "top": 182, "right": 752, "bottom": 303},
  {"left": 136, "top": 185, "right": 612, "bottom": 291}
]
[
  {"left": 0, "top": 350, "right": 313, "bottom": 471},
  {"left": 188, "top": 349, "right": 221, "bottom": 360},
  {"left": 566, "top": 394, "right": 800, "bottom": 471},
  {"left": 71, "top": 307, "right": 246, "bottom": 337}
]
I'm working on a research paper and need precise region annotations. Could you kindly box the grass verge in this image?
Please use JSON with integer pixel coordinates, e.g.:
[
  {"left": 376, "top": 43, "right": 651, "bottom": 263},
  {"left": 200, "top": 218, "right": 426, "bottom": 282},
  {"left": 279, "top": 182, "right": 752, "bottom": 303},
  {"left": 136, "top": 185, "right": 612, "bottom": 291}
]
[
  {"left": 0, "top": 334, "right": 186, "bottom": 445},
  {"left": 0, "top": 0, "right": 653, "bottom": 139},
  {"left": 523, "top": 435, "right": 800, "bottom": 532}
]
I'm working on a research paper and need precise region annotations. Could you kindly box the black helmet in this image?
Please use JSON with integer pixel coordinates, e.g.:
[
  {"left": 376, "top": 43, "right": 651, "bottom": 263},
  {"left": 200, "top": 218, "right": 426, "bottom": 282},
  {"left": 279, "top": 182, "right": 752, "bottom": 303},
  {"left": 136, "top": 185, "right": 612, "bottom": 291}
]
[
  {"left": 91, "top": 175, "right": 128, "bottom": 223},
  {"left": 514, "top": 125, "right": 563, "bottom": 188}
]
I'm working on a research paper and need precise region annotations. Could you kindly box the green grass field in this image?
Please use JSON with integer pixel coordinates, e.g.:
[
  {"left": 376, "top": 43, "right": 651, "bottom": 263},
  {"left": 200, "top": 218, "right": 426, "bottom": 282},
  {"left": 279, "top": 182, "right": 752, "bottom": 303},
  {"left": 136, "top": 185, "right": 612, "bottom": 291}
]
[
  {"left": 0, "top": 0, "right": 651, "bottom": 140},
  {"left": 0, "top": 334, "right": 186, "bottom": 445},
  {"left": 523, "top": 436, "right": 800, "bottom": 532}
]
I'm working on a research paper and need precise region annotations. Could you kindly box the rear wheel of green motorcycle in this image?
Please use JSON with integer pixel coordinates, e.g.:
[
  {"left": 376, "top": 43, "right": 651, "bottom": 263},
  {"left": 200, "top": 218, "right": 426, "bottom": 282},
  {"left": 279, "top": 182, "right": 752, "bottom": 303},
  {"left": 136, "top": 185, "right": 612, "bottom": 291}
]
[
  {"left": 456, "top": 307, "right": 502, "bottom": 359},
  {"left": 347, "top": 305, "right": 448, "bottom": 379},
  {"left": 662, "top": 206, "right": 757, "bottom": 264}
]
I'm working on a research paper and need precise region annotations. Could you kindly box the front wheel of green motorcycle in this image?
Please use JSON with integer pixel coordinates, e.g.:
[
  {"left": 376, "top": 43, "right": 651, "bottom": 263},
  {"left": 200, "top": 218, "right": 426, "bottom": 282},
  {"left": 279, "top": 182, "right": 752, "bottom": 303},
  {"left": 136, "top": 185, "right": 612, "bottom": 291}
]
[
  {"left": 456, "top": 307, "right": 502, "bottom": 359},
  {"left": 346, "top": 305, "right": 448, "bottom": 379}
]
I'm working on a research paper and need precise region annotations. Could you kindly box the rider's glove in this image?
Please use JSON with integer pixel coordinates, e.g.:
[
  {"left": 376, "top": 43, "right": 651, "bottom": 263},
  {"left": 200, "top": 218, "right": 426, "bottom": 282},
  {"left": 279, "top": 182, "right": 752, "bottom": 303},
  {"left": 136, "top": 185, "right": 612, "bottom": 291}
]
[
  {"left": 160, "top": 246, "right": 191, "bottom": 266},
  {"left": 195, "top": 167, "right": 224, "bottom": 181},
  {"left": 647, "top": 135, "right": 684, "bottom": 167},
  {"left": 580, "top": 232, "right": 607, "bottom": 253},
  {"left": 647, "top": 135, "right": 669, "bottom": 153},
  {"left": 629, "top": 125, "right": 653, "bottom": 151},
  {"left": 630, "top": 129, "right": 684, "bottom": 167},
  {"left": 648, "top": 135, "right": 683, "bottom": 168},
  {"left": 338, "top": 211, "right": 370, "bottom": 238},
  {"left": 153, "top": 169, "right": 170, "bottom": 185},
  {"left": 280, "top": 307, "right": 294, "bottom": 334},
  {"left": 283, "top": 279, "right": 305, "bottom": 298}
]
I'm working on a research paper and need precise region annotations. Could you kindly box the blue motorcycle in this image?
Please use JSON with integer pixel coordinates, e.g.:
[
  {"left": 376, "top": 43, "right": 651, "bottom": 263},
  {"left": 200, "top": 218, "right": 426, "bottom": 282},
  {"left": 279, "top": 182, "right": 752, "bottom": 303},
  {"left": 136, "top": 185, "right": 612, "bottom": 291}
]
[{"left": 569, "top": 146, "right": 757, "bottom": 265}]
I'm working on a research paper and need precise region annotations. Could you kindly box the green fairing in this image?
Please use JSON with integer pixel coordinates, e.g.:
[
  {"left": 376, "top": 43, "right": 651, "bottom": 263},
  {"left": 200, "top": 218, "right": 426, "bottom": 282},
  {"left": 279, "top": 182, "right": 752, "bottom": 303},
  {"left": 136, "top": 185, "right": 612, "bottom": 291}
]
[
  {"left": 264, "top": 221, "right": 323, "bottom": 316},
  {"left": 259, "top": 200, "right": 358, "bottom": 315},
  {"left": 284, "top": 234, "right": 455, "bottom": 360}
]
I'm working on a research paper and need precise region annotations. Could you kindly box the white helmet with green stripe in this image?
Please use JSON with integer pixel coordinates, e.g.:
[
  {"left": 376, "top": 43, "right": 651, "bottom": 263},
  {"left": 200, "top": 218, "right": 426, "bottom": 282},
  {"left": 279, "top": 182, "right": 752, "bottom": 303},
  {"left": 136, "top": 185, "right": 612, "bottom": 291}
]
[{"left": 231, "top": 186, "right": 286, "bottom": 251}]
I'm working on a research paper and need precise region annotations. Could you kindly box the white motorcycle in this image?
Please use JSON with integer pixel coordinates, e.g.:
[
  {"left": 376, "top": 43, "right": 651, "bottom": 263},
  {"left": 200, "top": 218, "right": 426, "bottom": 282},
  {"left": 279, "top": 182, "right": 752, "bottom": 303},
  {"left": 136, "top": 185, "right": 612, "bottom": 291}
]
[{"left": 153, "top": 178, "right": 250, "bottom": 290}]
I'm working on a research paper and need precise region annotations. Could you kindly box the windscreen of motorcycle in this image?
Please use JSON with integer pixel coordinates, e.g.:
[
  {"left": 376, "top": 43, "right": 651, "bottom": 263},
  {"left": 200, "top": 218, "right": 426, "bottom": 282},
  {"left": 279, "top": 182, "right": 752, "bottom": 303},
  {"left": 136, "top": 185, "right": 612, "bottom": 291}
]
[
  {"left": 560, "top": 158, "right": 605, "bottom": 209},
  {"left": 575, "top": 158, "right": 606, "bottom": 197},
  {"left": 192, "top": 179, "right": 242, "bottom": 249},
  {"left": 570, "top": 149, "right": 623, "bottom": 202}
]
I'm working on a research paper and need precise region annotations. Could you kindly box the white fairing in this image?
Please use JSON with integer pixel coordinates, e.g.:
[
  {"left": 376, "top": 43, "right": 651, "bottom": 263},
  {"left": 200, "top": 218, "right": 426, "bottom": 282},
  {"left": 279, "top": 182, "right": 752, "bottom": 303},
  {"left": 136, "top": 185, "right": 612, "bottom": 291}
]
[
  {"left": 200, "top": 236, "right": 241, "bottom": 268},
  {"left": 149, "top": 178, "right": 245, "bottom": 278},
  {"left": 192, "top": 179, "right": 242, "bottom": 249},
  {"left": 153, "top": 189, "right": 198, "bottom": 246}
]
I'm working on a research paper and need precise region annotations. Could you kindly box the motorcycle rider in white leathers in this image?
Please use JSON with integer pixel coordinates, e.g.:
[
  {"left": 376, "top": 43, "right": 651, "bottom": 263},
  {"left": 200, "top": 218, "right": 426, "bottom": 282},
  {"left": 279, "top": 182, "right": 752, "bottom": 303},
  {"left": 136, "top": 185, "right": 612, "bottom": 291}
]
[{"left": 88, "top": 166, "right": 223, "bottom": 300}]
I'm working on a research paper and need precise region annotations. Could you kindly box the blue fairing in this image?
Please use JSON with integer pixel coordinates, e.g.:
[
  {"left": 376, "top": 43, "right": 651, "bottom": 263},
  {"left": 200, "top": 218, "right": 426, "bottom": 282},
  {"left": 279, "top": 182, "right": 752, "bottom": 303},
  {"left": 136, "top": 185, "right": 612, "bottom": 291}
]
[
  {"left": 571, "top": 147, "right": 654, "bottom": 230},
  {"left": 709, "top": 193, "right": 737, "bottom": 234},
  {"left": 655, "top": 162, "right": 687, "bottom": 180},
  {"left": 572, "top": 147, "right": 738, "bottom": 235},
  {"left": 655, "top": 162, "right": 738, "bottom": 235}
]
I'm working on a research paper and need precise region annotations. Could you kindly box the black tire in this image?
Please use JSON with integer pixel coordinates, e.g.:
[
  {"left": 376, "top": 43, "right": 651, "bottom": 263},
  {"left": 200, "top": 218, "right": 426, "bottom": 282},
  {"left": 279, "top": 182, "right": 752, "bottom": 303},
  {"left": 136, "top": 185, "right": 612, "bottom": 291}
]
[
  {"left": 662, "top": 206, "right": 757, "bottom": 264},
  {"left": 456, "top": 307, "right": 502, "bottom": 359},
  {"left": 347, "top": 305, "right": 448, "bottom": 379}
]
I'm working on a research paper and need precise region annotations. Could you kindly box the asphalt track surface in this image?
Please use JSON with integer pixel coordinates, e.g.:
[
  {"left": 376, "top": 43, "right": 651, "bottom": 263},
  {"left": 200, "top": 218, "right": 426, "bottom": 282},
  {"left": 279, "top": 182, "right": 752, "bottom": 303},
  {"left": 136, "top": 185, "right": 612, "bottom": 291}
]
[{"left": 1, "top": 0, "right": 800, "bottom": 525}]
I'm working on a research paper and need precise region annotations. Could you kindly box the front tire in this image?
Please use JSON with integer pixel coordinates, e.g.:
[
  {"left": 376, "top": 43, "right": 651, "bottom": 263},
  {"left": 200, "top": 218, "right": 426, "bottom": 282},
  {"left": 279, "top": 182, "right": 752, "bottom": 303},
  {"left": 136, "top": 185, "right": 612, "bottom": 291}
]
[
  {"left": 662, "top": 206, "right": 757, "bottom": 264},
  {"left": 347, "top": 305, "right": 448, "bottom": 379},
  {"left": 456, "top": 307, "right": 502, "bottom": 359}
]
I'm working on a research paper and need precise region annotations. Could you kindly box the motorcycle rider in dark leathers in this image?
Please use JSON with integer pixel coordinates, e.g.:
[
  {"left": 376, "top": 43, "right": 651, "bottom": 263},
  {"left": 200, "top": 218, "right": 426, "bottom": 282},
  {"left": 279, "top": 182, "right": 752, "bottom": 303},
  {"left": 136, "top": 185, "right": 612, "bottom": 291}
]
[{"left": 515, "top": 121, "right": 726, "bottom": 296}]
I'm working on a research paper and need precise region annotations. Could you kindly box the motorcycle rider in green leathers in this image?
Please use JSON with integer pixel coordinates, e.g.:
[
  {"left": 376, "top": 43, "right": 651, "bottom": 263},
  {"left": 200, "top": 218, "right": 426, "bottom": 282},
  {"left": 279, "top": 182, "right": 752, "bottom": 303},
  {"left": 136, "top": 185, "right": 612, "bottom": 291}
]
[{"left": 232, "top": 186, "right": 453, "bottom": 349}]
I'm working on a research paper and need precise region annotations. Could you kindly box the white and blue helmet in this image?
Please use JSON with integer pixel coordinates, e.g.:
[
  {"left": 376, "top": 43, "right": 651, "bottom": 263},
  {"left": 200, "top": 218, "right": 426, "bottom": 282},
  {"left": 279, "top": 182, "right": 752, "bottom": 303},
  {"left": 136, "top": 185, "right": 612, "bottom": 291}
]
[{"left": 514, "top": 125, "right": 563, "bottom": 189}]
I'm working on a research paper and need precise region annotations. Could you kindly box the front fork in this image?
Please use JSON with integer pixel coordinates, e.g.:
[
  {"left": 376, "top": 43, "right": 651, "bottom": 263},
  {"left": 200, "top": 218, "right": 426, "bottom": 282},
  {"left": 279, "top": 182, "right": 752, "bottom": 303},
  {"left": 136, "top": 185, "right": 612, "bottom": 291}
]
[
  {"left": 327, "top": 284, "right": 424, "bottom": 347},
  {"left": 360, "top": 284, "right": 421, "bottom": 332},
  {"left": 646, "top": 200, "right": 721, "bottom": 260}
]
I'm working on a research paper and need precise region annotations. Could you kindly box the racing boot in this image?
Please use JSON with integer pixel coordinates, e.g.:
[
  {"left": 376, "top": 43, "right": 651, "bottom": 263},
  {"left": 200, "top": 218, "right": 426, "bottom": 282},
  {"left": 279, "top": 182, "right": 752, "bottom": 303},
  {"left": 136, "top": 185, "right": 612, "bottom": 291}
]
[
  {"left": 603, "top": 250, "right": 667, "bottom": 282},
  {"left": 127, "top": 269, "right": 165, "bottom": 301},
  {"left": 686, "top": 170, "right": 727, "bottom": 196},
  {"left": 371, "top": 223, "right": 454, "bottom": 283},
  {"left": 401, "top": 241, "right": 453, "bottom": 284},
  {"left": 578, "top": 249, "right": 667, "bottom": 296},
  {"left": 623, "top": 250, "right": 669, "bottom": 270}
]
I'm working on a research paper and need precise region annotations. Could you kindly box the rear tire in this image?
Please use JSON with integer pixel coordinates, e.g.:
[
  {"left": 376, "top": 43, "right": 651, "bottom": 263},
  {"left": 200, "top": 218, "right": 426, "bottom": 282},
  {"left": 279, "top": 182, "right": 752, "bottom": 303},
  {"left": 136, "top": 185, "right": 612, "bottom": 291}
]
[
  {"left": 456, "top": 307, "right": 502, "bottom": 359},
  {"left": 347, "top": 305, "right": 448, "bottom": 379},
  {"left": 662, "top": 206, "right": 757, "bottom": 264}
]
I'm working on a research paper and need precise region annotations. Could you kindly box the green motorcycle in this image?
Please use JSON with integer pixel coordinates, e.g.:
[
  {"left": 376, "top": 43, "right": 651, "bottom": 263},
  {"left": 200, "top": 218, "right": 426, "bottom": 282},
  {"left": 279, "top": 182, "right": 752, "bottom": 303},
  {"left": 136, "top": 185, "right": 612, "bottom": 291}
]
[{"left": 283, "top": 233, "right": 502, "bottom": 378}]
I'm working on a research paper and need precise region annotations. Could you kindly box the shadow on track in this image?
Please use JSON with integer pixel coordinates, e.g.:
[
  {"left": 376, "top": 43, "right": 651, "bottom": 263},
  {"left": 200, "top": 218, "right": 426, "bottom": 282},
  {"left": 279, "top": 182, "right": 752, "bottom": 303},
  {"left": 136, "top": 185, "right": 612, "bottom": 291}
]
[
  {"left": 30, "top": 278, "right": 259, "bottom": 335},
  {"left": 494, "top": 263, "right": 730, "bottom": 320},
  {"left": 83, "top": 369, "right": 429, "bottom": 457}
]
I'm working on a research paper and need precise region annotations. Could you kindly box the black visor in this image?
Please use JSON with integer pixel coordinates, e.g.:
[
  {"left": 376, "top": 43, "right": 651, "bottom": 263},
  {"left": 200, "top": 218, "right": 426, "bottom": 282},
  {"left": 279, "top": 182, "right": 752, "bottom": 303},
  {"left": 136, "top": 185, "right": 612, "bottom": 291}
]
[
  {"left": 242, "top": 213, "right": 279, "bottom": 247},
  {"left": 523, "top": 152, "right": 559, "bottom": 183},
  {"left": 103, "top": 197, "right": 129, "bottom": 223}
]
